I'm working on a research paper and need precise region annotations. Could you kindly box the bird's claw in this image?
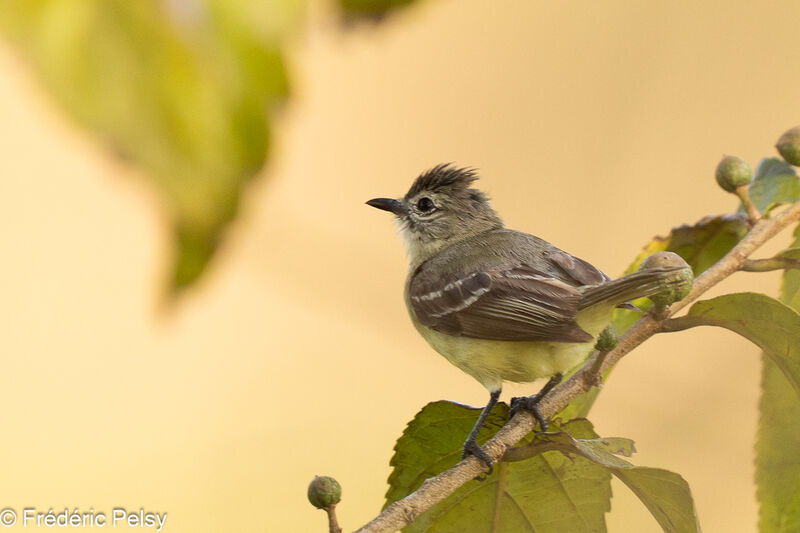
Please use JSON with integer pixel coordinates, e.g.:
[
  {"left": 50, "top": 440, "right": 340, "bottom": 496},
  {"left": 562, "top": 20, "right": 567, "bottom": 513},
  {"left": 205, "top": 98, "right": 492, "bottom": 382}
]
[
  {"left": 509, "top": 394, "right": 549, "bottom": 432},
  {"left": 462, "top": 438, "right": 494, "bottom": 476}
]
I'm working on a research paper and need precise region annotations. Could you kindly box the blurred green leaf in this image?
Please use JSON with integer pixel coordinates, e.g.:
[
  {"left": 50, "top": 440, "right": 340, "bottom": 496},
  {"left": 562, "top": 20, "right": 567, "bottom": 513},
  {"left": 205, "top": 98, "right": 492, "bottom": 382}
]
[
  {"left": 338, "top": 0, "right": 416, "bottom": 21},
  {"left": 0, "top": 0, "right": 303, "bottom": 293},
  {"left": 775, "top": 246, "right": 800, "bottom": 264},
  {"left": 757, "top": 225, "right": 800, "bottom": 532},
  {"left": 558, "top": 387, "right": 601, "bottom": 420},
  {"left": 745, "top": 158, "right": 800, "bottom": 214},
  {"left": 387, "top": 403, "right": 612, "bottom": 533},
  {"left": 561, "top": 214, "right": 748, "bottom": 419}
]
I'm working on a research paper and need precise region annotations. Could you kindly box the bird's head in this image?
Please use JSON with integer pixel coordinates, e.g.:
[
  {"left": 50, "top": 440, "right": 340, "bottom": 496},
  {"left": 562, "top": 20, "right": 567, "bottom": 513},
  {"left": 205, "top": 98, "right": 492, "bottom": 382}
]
[{"left": 367, "top": 164, "right": 503, "bottom": 265}]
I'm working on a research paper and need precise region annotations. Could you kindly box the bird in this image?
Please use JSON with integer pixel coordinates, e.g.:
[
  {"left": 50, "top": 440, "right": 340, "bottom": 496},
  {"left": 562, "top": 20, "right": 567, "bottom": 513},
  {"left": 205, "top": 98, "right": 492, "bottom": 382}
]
[{"left": 367, "top": 164, "right": 689, "bottom": 469}]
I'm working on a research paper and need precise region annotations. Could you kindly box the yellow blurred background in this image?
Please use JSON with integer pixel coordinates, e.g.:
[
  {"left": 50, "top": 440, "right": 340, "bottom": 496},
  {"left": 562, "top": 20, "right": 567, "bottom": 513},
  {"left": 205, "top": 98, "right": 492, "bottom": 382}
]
[{"left": 1, "top": 1, "right": 799, "bottom": 531}]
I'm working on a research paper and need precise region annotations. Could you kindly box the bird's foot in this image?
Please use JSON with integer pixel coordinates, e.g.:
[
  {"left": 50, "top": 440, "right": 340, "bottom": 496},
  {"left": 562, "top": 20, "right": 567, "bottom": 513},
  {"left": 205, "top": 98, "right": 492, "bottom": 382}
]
[
  {"left": 508, "top": 373, "right": 563, "bottom": 432},
  {"left": 462, "top": 437, "right": 493, "bottom": 476},
  {"left": 508, "top": 394, "right": 549, "bottom": 432}
]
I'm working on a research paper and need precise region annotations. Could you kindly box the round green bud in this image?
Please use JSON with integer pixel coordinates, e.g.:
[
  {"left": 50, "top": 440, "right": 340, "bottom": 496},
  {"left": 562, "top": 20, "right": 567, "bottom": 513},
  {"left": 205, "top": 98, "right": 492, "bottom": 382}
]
[
  {"left": 776, "top": 126, "right": 800, "bottom": 166},
  {"left": 639, "top": 252, "right": 693, "bottom": 307},
  {"left": 595, "top": 325, "right": 619, "bottom": 352},
  {"left": 307, "top": 476, "right": 341, "bottom": 509},
  {"left": 715, "top": 155, "right": 752, "bottom": 193}
]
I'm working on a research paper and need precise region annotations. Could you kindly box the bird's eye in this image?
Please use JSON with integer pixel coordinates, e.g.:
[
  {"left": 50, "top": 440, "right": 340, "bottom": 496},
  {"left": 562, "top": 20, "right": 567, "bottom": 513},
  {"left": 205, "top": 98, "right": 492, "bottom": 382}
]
[{"left": 417, "top": 197, "right": 435, "bottom": 213}]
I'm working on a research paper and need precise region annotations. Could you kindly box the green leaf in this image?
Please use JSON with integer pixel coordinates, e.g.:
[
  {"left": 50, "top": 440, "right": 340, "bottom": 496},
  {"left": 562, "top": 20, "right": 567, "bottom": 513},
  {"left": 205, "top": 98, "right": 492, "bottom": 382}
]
[
  {"left": 746, "top": 158, "right": 800, "bottom": 214},
  {"left": 559, "top": 386, "right": 601, "bottom": 420},
  {"left": 0, "top": 0, "right": 302, "bottom": 293},
  {"left": 387, "top": 403, "right": 612, "bottom": 533},
  {"left": 757, "top": 225, "right": 800, "bottom": 532},
  {"left": 560, "top": 214, "right": 748, "bottom": 419},
  {"left": 385, "top": 401, "right": 507, "bottom": 506},
  {"left": 512, "top": 431, "right": 701, "bottom": 533},
  {"left": 388, "top": 405, "right": 701, "bottom": 532},
  {"left": 613, "top": 214, "right": 749, "bottom": 333},
  {"left": 758, "top": 359, "right": 800, "bottom": 533},
  {"left": 680, "top": 293, "right": 800, "bottom": 398},
  {"left": 611, "top": 468, "right": 700, "bottom": 533},
  {"left": 623, "top": 214, "right": 749, "bottom": 276}
]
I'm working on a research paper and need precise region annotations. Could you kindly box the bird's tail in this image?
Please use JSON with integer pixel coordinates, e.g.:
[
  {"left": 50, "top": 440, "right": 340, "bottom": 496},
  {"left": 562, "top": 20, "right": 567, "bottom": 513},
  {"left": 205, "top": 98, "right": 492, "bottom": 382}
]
[{"left": 579, "top": 265, "right": 692, "bottom": 310}]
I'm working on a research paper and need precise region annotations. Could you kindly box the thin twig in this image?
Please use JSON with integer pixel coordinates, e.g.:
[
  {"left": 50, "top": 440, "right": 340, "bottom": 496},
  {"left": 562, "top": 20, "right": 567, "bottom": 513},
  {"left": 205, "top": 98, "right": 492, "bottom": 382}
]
[
  {"left": 502, "top": 438, "right": 566, "bottom": 463},
  {"left": 736, "top": 185, "right": 761, "bottom": 222},
  {"left": 586, "top": 350, "right": 607, "bottom": 387},
  {"left": 588, "top": 349, "right": 605, "bottom": 378},
  {"left": 659, "top": 315, "right": 706, "bottom": 333},
  {"left": 742, "top": 256, "right": 800, "bottom": 272},
  {"left": 327, "top": 505, "right": 342, "bottom": 533},
  {"left": 354, "top": 201, "right": 800, "bottom": 533}
]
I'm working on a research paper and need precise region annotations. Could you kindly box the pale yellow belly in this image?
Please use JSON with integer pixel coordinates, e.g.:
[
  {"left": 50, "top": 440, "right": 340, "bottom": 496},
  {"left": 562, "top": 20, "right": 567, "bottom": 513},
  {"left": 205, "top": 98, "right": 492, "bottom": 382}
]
[{"left": 411, "top": 305, "right": 613, "bottom": 392}]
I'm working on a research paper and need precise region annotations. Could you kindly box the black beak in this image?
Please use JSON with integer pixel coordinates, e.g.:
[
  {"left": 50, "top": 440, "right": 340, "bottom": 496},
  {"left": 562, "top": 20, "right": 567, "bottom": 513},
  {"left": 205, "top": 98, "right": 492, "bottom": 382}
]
[{"left": 366, "top": 198, "right": 406, "bottom": 215}]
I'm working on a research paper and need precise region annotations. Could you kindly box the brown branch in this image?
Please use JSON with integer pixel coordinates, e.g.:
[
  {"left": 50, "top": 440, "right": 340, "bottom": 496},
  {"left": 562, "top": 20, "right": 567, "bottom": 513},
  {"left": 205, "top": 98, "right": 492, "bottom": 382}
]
[{"left": 353, "top": 201, "right": 800, "bottom": 533}]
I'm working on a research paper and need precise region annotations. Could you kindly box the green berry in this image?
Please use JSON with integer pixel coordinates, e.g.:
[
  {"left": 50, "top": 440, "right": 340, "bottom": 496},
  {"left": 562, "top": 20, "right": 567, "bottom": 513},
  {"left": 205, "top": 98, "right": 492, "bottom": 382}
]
[
  {"left": 308, "top": 476, "right": 342, "bottom": 509},
  {"left": 639, "top": 252, "right": 693, "bottom": 307},
  {"left": 595, "top": 325, "right": 619, "bottom": 352},
  {"left": 715, "top": 155, "right": 752, "bottom": 193},
  {"left": 776, "top": 126, "right": 800, "bottom": 166}
]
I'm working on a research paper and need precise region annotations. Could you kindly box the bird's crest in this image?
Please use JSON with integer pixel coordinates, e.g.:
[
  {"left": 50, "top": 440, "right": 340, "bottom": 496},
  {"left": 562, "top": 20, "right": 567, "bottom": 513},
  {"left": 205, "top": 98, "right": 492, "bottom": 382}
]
[{"left": 405, "top": 164, "right": 481, "bottom": 199}]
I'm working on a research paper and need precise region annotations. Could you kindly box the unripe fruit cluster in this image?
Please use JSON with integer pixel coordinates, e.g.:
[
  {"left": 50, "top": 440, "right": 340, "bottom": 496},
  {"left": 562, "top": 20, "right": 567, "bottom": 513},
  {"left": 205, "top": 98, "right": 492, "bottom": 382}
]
[
  {"left": 308, "top": 476, "right": 342, "bottom": 510},
  {"left": 639, "top": 252, "right": 693, "bottom": 307},
  {"left": 776, "top": 126, "right": 800, "bottom": 166},
  {"left": 715, "top": 155, "right": 752, "bottom": 193}
]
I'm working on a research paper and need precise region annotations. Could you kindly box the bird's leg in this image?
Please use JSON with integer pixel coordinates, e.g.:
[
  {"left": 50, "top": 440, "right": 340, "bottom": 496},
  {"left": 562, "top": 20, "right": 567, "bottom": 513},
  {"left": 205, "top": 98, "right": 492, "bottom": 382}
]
[
  {"left": 509, "top": 372, "right": 563, "bottom": 432},
  {"left": 461, "top": 389, "right": 501, "bottom": 473}
]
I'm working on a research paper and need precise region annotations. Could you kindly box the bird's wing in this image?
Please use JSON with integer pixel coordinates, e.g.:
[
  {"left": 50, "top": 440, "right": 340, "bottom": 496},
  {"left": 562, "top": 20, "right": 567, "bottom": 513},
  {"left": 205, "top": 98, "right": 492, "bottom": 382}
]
[
  {"left": 409, "top": 265, "right": 593, "bottom": 342},
  {"left": 547, "top": 249, "right": 610, "bottom": 285}
]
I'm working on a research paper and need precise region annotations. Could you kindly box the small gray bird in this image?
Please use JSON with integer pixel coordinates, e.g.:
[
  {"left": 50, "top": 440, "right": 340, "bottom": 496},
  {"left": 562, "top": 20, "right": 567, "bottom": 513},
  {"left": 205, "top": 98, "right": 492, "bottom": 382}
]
[{"left": 367, "top": 164, "right": 687, "bottom": 469}]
